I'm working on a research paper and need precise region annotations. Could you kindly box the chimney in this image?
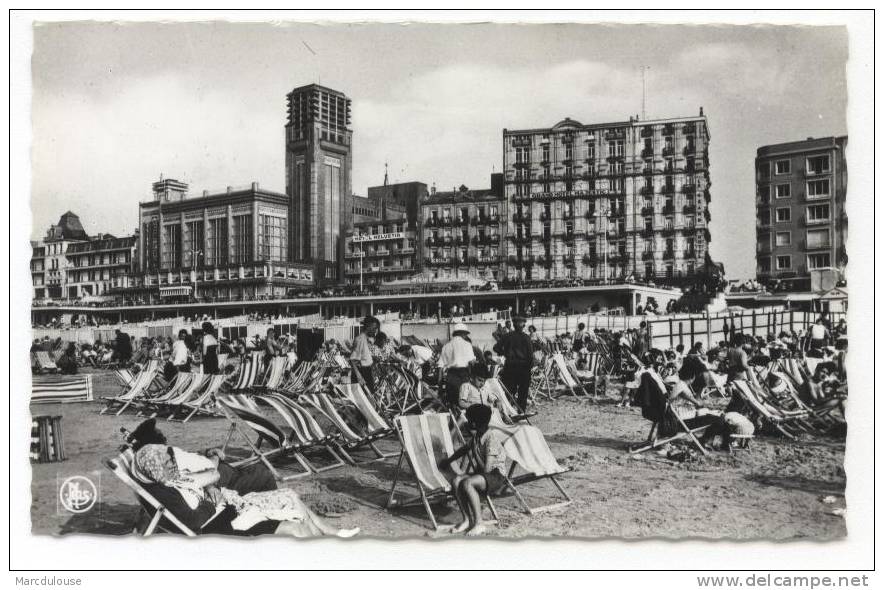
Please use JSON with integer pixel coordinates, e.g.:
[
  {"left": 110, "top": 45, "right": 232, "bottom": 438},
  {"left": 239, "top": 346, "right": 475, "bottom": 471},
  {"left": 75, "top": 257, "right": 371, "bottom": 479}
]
[
  {"left": 699, "top": 106, "right": 704, "bottom": 116},
  {"left": 202, "top": 190, "right": 209, "bottom": 197},
  {"left": 251, "top": 182, "right": 259, "bottom": 191},
  {"left": 431, "top": 183, "right": 436, "bottom": 195},
  {"left": 226, "top": 186, "right": 232, "bottom": 194}
]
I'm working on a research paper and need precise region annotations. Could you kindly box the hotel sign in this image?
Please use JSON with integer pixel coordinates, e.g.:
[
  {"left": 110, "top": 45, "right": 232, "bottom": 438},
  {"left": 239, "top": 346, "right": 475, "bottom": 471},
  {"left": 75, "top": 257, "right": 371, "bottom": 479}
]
[
  {"left": 352, "top": 232, "right": 405, "bottom": 243},
  {"left": 532, "top": 189, "right": 614, "bottom": 199}
]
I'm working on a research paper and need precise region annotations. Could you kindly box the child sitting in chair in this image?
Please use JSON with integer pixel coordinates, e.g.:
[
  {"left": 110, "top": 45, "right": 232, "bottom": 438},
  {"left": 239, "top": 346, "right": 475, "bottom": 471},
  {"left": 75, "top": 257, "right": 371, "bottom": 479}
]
[{"left": 437, "top": 404, "right": 509, "bottom": 536}]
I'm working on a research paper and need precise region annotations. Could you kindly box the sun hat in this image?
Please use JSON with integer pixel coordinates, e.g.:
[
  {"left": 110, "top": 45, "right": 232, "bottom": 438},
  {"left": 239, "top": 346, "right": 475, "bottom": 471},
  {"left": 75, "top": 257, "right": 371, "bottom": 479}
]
[{"left": 452, "top": 322, "right": 470, "bottom": 334}]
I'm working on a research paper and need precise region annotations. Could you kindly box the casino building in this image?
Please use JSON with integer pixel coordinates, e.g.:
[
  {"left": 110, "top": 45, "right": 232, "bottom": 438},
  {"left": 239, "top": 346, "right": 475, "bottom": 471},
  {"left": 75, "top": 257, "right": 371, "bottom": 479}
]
[
  {"left": 129, "top": 178, "right": 313, "bottom": 303},
  {"left": 502, "top": 111, "right": 712, "bottom": 284}
]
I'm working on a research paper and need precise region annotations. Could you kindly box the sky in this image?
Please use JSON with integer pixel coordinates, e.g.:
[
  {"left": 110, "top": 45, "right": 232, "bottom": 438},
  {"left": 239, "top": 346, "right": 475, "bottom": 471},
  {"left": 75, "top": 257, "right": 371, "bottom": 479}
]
[{"left": 30, "top": 21, "right": 848, "bottom": 279}]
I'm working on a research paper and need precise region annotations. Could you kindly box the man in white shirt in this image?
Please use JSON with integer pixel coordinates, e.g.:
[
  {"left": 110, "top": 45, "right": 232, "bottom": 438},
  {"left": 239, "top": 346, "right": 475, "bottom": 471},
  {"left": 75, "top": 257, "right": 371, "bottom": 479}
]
[
  {"left": 438, "top": 322, "right": 478, "bottom": 408},
  {"left": 171, "top": 329, "right": 191, "bottom": 373},
  {"left": 810, "top": 318, "right": 830, "bottom": 352}
]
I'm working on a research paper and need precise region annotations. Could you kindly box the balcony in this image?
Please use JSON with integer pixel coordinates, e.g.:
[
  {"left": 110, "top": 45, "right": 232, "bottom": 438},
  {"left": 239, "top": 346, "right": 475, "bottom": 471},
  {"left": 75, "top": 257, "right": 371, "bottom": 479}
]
[
  {"left": 640, "top": 126, "right": 654, "bottom": 138},
  {"left": 662, "top": 124, "right": 675, "bottom": 136},
  {"left": 641, "top": 251, "right": 655, "bottom": 261},
  {"left": 376, "top": 248, "right": 390, "bottom": 257},
  {"left": 584, "top": 210, "right": 597, "bottom": 220},
  {"left": 682, "top": 183, "right": 697, "bottom": 194},
  {"left": 683, "top": 204, "right": 696, "bottom": 215},
  {"left": 539, "top": 211, "right": 551, "bottom": 222},
  {"left": 477, "top": 256, "right": 500, "bottom": 265},
  {"left": 473, "top": 234, "right": 501, "bottom": 246},
  {"left": 662, "top": 146, "right": 675, "bottom": 157},
  {"left": 640, "top": 228, "right": 655, "bottom": 238},
  {"left": 661, "top": 185, "right": 676, "bottom": 196},
  {"left": 662, "top": 204, "right": 675, "bottom": 215},
  {"left": 663, "top": 250, "right": 675, "bottom": 260},
  {"left": 509, "top": 233, "right": 532, "bottom": 244},
  {"left": 683, "top": 122, "right": 696, "bottom": 135},
  {"left": 563, "top": 232, "right": 577, "bottom": 242},
  {"left": 704, "top": 209, "right": 712, "bottom": 222},
  {"left": 684, "top": 249, "right": 697, "bottom": 259},
  {"left": 563, "top": 255, "right": 577, "bottom": 266},
  {"left": 683, "top": 146, "right": 698, "bottom": 157},
  {"left": 583, "top": 254, "right": 599, "bottom": 266},
  {"left": 453, "top": 216, "right": 469, "bottom": 226},
  {"left": 607, "top": 229, "right": 623, "bottom": 238},
  {"left": 661, "top": 227, "right": 677, "bottom": 237},
  {"left": 641, "top": 206, "right": 655, "bottom": 216},
  {"left": 424, "top": 218, "right": 439, "bottom": 228},
  {"left": 640, "top": 186, "right": 655, "bottom": 197},
  {"left": 605, "top": 129, "right": 625, "bottom": 140},
  {"left": 512, "top": 212, "right": 531, "bottom": 223}
]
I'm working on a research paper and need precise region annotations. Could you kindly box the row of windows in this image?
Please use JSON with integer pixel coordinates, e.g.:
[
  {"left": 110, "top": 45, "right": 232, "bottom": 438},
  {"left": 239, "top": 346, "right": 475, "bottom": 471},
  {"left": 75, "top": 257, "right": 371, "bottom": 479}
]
[
  {"left": 759, "top": 253, "right": 832, "bottom": 272},
  {"left": 767, "top": 228, "right": 833, "bottom": 248},
  {"left": 758, "top": 154, "right": 832, "bottom": 177},
  {"left": 759, "top": 178, "right": 832, "bottom": 201},
  {"left": 758, "top": 203, "right": 833, "bottom": 225}
]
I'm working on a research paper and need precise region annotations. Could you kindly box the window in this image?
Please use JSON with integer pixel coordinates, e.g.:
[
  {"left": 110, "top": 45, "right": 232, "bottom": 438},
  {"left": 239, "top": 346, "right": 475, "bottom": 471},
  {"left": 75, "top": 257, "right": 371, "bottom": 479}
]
[
  {"left": 775, "top": 231, "right": 791, "bottom": 246},
  {"left": 806, "top": 204, "right": 831, "bottom": 223},
  {"left": 644, "top": 217, "right": 653, "bottom": 230},
  {"left": 807, "top": 253, "right": 832, "bottom": 269},
  {"left": 759, "top": 257, "right": 771, "bottom": 272},
  {"left": 587, "top": 143, "right": 595, "bottom": 160},
  {"left": 776, "top": 255, "right": 792, "bottom": 270},
  {"left": 807, "top": 179, "right": 831, "bottom": 199},
  {"left": 542, "top": 144, "right": 550, "bottom": 162},
  {"left": 806, "top": 228, "right": 831, "bottom": 249},
  {"left": 775, "top": 160, "right": 791, "bottom": 175},
  {"left": 565, "top": 143, "right": 573, "bottom": 161},
  {"left": 776, "top": 207, "right": 791, "bottom": 223},
  {"left": 807, "top": 155, "right": 830, "bottom": 175},
  {"left": 258, "top": 214, "right": 288, "bottom": 262},
  {"left": 775, "top": 184, "right": 791, "bottom": 199},
  {"left": 162, "top": 223, "right": 182, "bottom": 269},
  {"left": 230, "top": 214, "right": 253, "bottom": 264}
]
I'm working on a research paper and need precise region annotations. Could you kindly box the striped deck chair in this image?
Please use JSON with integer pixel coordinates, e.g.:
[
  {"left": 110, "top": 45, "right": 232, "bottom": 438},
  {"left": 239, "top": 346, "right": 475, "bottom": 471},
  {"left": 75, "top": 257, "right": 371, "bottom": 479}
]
[
  {"left": 334, "top": 383, "right": 392, "bottom": 437},
  {"left": 729, "top": 379, "right": 807, "bottom": 439},
  {"left": 386, "top": 413, "right": 499, "bottom": 531},
  {"left": 529, "top": 356, "right": 555, "bottom": 401},
  {"left": 258, "top": 357, "right": 289, "bottom": 390},
  {"left": 228, "top": 352, "right": 265, "bottom": 392},
  {"left": 301, "top": 392, "right": 398, "bottom": 464},
  {"left": 551, "top": 353, "right": 590, "bottom": 399},
  {"left": 629, "top": 371, "right": 710, "bottom": 456},
  {"left": 113, "top": 368, "right": 137, "bottom": 393},
  {"left": 254, "top": 393, "right": 347, "bottom": 472},
  {"left": 483, "top": 378, "right": 535, "bottom": 422},
  {"left": 31, "top": 375, "right": 93, "bottom": 404},
  {"left": 491, "top": 423, "right": 573, "bottom": 515},
  {"left": 217, "top": 395, "right": 313, "bottom": 480},
  {"left": 171, "top": 374, "right": 228, "bottom": 423},
  {"left": 135, "top": 372, "right": 196, "bottom": 417},
  {"left": 33, "top": 351, "right": 59, "bottom": 373},
  {"left": 100, "top": 364, "right": 162, "bottom": 416}
]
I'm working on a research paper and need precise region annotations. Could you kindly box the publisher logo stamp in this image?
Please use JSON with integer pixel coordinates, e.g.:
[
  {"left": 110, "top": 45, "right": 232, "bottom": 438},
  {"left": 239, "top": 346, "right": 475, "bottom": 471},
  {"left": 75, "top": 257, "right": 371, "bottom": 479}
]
[{"left": 58, "top": 475, "right": 97, "bottom": 514}]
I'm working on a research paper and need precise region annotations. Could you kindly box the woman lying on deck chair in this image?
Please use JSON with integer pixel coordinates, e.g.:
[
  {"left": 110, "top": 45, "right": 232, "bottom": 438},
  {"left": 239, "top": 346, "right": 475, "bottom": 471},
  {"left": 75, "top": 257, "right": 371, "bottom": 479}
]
[
  {"left": 662, "top": 374, "right": 721, "bottom": 433},
  {"left": 132, "top": 444, "right": 360, "bottom": 538}
]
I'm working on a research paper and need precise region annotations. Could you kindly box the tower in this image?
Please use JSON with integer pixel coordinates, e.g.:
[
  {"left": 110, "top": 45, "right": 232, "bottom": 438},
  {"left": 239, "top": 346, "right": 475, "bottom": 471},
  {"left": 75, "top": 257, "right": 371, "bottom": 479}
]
[{"left": 285, "top": 84, "right": 353, "bottom": 285}]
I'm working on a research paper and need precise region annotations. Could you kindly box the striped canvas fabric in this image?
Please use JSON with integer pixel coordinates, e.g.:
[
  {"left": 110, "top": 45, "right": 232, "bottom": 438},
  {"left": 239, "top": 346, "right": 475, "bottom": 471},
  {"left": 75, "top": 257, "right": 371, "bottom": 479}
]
[
  {"left": 394, "top": 414, "right": 458, "bottom": 493},
  {"left": 31, "top": 375, "right": 93, "bottom": 404}
]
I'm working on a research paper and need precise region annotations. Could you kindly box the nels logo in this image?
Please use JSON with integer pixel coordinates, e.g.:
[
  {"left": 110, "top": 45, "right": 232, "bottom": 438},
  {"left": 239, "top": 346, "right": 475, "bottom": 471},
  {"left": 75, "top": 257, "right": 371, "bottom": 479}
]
[{"left": 58, "top": 475, "right": 97, "bottom": 514}]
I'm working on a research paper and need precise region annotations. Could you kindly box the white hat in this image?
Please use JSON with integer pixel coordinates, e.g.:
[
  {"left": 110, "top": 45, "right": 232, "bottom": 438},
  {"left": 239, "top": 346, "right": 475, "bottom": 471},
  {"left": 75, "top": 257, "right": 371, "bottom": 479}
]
[
  {"left": 452, "top": 322, "right": 470, "bottom": 334},
  {"left": 664, "top": 374, "right": 680, "bottom": 385}
]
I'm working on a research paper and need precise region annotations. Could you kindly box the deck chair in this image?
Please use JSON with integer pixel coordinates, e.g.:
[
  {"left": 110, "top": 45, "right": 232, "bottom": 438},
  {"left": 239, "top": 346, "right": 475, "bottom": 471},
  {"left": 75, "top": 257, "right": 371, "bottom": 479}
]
[
  {"left": 100, "top": 364, "right": 162, "bottom": 416},
  {"left": 113, "top": 368, "right": 137, "bottom": 393},
  {"left": 104, "top": 449, "right": 220, "bottom": 536},
  {"left": 135, "top": 372, "right": 196, "bottom": 417},
  {"left": 491, "top": 423, "right": 573, "bottom": 514},
  {"left": 551, "top": 353, "right": 590, "bottom": 399},
  {"left": 169, "top": 374, "right": 227, "bottom": 423},
  {"left": 484, "top": 378, "right": 535, "bottom": 423},
  {"left": 33, "top": 351, "right": 59, "bottom": 373},
  {"left": 217, "top": 394, "right": 339, "bottom": 481},
  {"left": 629, "top": 371, "right": 710, "bottom": 456},
  {"left": 386, "top": 413, "right": 499, "bottom": 531},
  {"left": 301, "top": 392, "right": 398, "bottom": 464},
  {"left": 253, "top": 393, "right": 347, "bottom": 473},
  {"left": 228, "top": 351, "right": 266, "bottom": 392},
  {"left": 258, "top": 356, "right": 289, "bottom": 390},
  {"left": 334, "top": 382, "right": 392, "bottom": 437},
  {"left": 729, "top": 379, "right": 806, "bottom": 439}
]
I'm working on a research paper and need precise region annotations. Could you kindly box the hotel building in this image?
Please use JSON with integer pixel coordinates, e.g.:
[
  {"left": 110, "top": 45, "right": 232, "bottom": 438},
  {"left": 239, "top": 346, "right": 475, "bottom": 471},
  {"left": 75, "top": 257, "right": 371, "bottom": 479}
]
[{"left": 502, "top": 112, "right": 711, "bottom": 284}]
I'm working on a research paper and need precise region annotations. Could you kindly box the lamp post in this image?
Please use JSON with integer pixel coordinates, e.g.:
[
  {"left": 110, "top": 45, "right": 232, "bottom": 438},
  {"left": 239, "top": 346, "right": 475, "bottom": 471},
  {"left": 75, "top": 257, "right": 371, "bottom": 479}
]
[{"left": 192, "top": 249, "right": 203, "bottom": 302}]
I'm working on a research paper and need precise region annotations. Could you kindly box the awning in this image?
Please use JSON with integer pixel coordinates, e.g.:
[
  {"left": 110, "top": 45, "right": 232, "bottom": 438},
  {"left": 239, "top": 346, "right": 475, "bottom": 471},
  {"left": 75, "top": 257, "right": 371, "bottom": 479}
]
[{"left": 159, "top": 285, "right": 193, "bottom": 298}]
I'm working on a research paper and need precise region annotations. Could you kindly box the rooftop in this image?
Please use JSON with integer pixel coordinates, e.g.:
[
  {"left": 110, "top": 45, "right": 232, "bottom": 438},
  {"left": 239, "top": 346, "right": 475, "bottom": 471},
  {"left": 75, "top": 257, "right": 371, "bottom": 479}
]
[{"left": 757, "top": 136, "right": 847, "bottom": 158}]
